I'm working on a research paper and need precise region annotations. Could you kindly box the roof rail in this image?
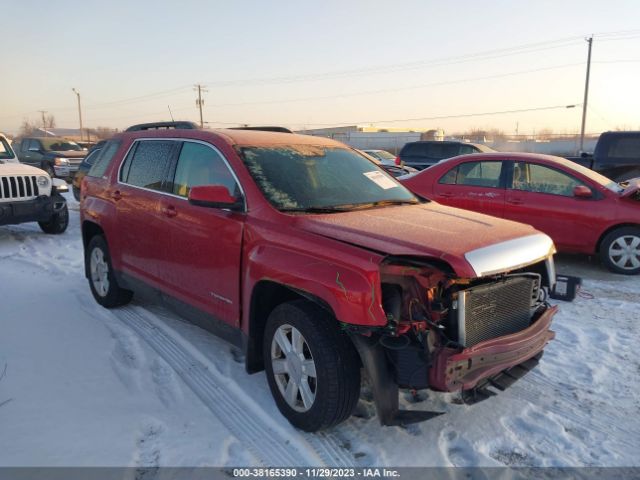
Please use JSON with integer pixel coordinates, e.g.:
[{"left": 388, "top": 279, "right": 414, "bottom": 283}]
[
  {"left": 126, "top": 121, "right": 200, "bottom": 132},
  {"left": 229, "top": 126, "right": 293, "bottom": 133}
]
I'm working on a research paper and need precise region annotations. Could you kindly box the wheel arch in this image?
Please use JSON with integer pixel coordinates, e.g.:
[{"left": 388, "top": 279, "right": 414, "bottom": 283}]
[
  {"left": 245, "top": 280, "right": 337, "bottom": 374},
  {"left": 82, "top": 221, "right": 105, "bottom": 278},
  {"left": 595, "top": 223, "right": 640, "bottom": 253}
]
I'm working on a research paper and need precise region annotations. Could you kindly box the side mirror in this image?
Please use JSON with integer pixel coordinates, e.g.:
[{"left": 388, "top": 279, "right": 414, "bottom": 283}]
[
  {"left": 573, "top": 185, "right": 592, "bottom": 198},
  {"left": 188, "top": 185, "right": 242, "bottom": 210}
]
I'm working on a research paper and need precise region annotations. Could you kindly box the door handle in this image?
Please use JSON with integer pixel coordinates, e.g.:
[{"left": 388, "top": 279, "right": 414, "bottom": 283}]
[
  {"left": 162, "top": 205, "right": 178, "bottom": 218},
  {"left": 111, "top": 190, "right": 122, "bottom": 201},
  {"left": 439, "top": 192, "right": 454, "bottom": 198},
  {"left": 507, "top": 198, "right": 524, "bottom": 205}
]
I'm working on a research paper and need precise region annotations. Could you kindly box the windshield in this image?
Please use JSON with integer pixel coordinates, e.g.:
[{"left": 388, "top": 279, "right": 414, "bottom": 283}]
[
  {"left": 238, "top": 145, "right": 418, "bottom": 211},
  {"left": 367, "top": 150, "right": 395, "bottom": 160},
  {"left": 559, "top": 158, "right": 624, "bottom": 193},
  {"left": 0, "top": 137, "right": 15, "bottom": 160},
  {"left": 40, "top": 138, "right": 82, "bottom": 152}
]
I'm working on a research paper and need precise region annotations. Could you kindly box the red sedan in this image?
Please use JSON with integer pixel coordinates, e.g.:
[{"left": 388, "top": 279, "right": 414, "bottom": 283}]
[{"left": 400, "top": 152, "right": 640, "bottom": 274}]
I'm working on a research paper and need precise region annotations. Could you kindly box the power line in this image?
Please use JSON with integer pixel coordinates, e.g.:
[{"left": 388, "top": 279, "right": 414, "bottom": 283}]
[
  {"left": 212, "top": 104, "right": 581, "bottom": 129},
  {"left": 202, "top": 37, "right": 586, "bottom": 87},
  {"left": 203, "top": 62, "right": 586, "bottom": 109}
]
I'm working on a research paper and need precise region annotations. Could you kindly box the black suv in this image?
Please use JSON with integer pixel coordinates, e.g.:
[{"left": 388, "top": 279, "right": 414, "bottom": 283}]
[{"left": 398, "top": 140, "right": 494, "bottom": 170}]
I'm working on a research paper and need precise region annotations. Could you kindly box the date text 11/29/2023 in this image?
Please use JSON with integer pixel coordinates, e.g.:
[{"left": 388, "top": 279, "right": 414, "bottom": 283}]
[{"left": 232, "top": 468, "right": 400, "bottom": 478}]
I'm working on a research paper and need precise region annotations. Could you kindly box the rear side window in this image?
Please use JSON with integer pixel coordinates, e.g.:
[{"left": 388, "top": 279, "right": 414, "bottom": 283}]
[
  {"left": 171, "top": 142, "right": 240, "bottom": 198},
  {"left": 401, "top": 143, "right": 427, "bottom": 156},
  {"left": 88, "top": 140, "right": 121, "bottom": 178},
  {"left": 439, "top": 161, "right": 503, "bottom": 188},
  {"left": 120, "top": 140, "right": 176, "bottom": 191},
  {"left": 608, "top": 137, "right": 640, "bottom": 159}
]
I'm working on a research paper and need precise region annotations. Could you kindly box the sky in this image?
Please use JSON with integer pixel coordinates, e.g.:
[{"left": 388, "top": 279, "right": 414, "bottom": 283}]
[{"left": 1, "top": 0, "right": 640, "bottom": 136}]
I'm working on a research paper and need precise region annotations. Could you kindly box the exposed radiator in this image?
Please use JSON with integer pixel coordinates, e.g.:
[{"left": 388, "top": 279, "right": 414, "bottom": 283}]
[
  {"left": 457, "top": 276, "right": 538, "bottom": 347},
  {"left": 0, "top": 176, "right": 40, "bottom": 200}
]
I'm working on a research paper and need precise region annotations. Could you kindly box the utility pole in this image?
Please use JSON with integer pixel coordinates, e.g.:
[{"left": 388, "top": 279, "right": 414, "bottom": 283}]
[
  {"left": 72, "top": 88, "right": 84, "bottom": 142},
  {"left": 38, "top": 110, "right": 48, "bottom": 135},
  {"left": 194, "top": 84, "right": 208, "bottom": 128},
  {"left": 579, "top": 36, "right": 593, "bottom": 153}
]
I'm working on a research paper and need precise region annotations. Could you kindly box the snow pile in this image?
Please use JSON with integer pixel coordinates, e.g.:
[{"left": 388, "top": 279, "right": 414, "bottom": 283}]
[{"left": 0, "top": 193, "right": 638, "bottom": 467}]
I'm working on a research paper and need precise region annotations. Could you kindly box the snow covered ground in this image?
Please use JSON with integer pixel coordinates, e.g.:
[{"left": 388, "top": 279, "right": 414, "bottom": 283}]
[{"left": 1, "top": 192, "right": 638, "bottom": 467}]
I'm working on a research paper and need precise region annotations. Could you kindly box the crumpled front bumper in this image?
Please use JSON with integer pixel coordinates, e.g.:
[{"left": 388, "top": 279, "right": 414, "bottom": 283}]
[
  {"left": 430, "top": 305, "right": 557, "bottom": 392},
  {"left": 0, "top": 195, "right": 65, "bottom": 226}
]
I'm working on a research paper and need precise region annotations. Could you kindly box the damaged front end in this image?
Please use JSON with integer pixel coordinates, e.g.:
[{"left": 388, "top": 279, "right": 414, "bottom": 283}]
[{"left": 349, "top": 245, "right": 558, "bottom": 426}]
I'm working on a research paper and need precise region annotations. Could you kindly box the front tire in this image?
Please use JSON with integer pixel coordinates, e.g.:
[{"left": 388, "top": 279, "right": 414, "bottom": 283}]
[
  {"left": 72, "top": 185, "right": 81, "bottom": 201},
  {"left": 38, "top": 201, "right": 69, "bottom": 234},
  {"left": 600, "top": 226, "right": 640, "bottom": 275},
  {"left": 263, "top": 300, "right": 360, "bottom": 432},
  {"left": 86, "top": 235, "right": 133, "bottom": 307}
]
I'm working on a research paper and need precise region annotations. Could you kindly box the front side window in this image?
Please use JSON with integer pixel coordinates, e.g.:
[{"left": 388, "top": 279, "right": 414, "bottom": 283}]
[
  {"left": 512, "top": 162, "right": 585, "bottom": 197},
  {"left": 120, "top": 140, "right": 175, "bottom": 191},
  {"left": 237, "top": 145, "right": 417, "bottom": 211},
  {"left": 439, "top": 161, "right": 503, "bottom": 188},
  {"left": 171, "top": 142, "right": 239, "bottom": 198},
  {"left": 459, "top": 145, "right": 476, "bottom": 155}
]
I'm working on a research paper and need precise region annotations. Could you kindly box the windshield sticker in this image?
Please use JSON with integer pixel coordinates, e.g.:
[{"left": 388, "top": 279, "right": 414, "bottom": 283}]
[{"left": 363, "top": 171, "right": 397, "bottom": 190}]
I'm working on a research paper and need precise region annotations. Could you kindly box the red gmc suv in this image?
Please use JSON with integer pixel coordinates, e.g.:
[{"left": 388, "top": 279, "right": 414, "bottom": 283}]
[{"left": 80, "top": 123, "right": 558, "bottom": 432}]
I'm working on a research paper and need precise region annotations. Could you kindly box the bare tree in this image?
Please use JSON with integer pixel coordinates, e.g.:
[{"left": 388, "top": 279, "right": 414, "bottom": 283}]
[
  {"left": 92, "top": 126, "right": 118, "bottom": 140},
  {"left": 45, "top": 114, "right": 56, "bottom": 129},
  {"left": 19, "top": 119, "right": 38, "bottom": 137}
]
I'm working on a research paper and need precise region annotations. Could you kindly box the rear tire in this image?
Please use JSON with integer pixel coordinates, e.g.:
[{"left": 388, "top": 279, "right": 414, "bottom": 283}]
[
  {"left": 600, "top": 226, "right": 640, "bottom": 275},
  {"left": 72, "top": 185, "right": 81, "bottom": 201},
  {"left": 38, "top": 201, "right": 69, "bottom": 234},
  {"left": 86, "top": 235, "right": 133, "bottom": 307},
  {"left": 263, "top": 300, "right": 360, "bottom": 432}
]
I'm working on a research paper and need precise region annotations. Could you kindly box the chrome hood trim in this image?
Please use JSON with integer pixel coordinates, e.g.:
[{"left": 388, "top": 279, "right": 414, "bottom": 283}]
[{"left": 465, "top": 233, "right": 556, "bottom": 277}]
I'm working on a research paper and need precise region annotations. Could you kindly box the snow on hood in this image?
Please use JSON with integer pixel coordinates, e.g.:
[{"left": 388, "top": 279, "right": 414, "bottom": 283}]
[
  {"left": 0, "top": 163, "right": 47, "bottom": 176},
  {"left": 295, "top": 202, "right": 554, "bottom": 277}
]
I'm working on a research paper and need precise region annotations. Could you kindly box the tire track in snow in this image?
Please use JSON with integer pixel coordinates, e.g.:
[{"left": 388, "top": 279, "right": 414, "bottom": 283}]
[{"left": 111, "top": 305, "right": 357, "bottom": 467}]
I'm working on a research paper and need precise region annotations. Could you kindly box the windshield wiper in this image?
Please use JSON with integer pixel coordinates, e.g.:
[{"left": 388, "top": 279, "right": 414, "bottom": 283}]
[
  {"left": 279, "top": 206, "right": 355, "bottom": 214},
  {"left": 280, "top": 199, "right": 420, "bottom": 214},
  {"left": 338, "top": 199, "right": 421, "bottom": 210}
]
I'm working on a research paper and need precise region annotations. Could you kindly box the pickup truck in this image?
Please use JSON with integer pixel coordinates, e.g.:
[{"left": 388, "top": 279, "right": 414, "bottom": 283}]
[
  {"left": 13, "top": 136, "right": 86, "bottom": 180},
  {"left": 567, "top": 131, "right": 640, "bottom": 182}
]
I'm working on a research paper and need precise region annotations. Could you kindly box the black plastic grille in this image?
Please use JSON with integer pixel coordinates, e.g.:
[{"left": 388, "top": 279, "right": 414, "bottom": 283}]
[
  {"left": 460, "top": 277, "right": 536, "bottom": 347},
  {"left": 0, "top": 176, "right": 39, "bottom": 199}
]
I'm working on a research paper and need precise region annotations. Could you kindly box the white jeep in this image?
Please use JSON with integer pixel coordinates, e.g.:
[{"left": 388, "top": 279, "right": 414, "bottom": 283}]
[{"left": 0, "top": 134, "right": 69, "bottom": 234}]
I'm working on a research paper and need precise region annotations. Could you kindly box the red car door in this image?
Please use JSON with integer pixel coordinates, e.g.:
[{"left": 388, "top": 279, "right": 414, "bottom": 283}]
[
  {"left": 431, "top": 160, "right": 506, "bottom": 218},
  {"left": 503, "top": 161, "right": 604, "bottom": 252},
  {"left": 115, "top": 139, "right": 178, "bottom": 284},
  {"left": 158, "top": 140, "right": 244, "bottom": 327}
]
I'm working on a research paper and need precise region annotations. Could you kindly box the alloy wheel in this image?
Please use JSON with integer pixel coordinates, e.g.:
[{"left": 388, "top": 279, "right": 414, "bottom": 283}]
[
  {"left": 270, "top": 324, "right": 317, "bottom": 412},
  {"left": 608, "top": 235, "right": 640, "bottom": 271},
  {"left": 90, "top": 247, "right": 110, "bottom": 297}
]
